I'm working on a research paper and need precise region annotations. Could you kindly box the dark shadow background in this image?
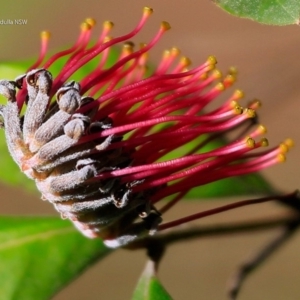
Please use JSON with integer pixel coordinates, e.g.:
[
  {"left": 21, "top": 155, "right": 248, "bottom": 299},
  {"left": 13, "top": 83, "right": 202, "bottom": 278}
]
[{"left": 0, "top": 1, "right": 300, "bottom": 299}]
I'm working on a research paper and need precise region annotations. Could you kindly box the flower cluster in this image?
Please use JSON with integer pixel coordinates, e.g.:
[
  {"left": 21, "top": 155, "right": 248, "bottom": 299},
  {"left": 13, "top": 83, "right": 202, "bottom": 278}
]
[{"left": 0, "top": 7, "right": 292, "bottom": 248}]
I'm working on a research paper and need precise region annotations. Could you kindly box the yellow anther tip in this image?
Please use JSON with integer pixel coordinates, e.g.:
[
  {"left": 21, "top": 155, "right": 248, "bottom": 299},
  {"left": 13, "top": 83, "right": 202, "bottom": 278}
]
[
  {"left": 224, "top": 74, "right": 236, "bottom": 85},
  {"left": 207, "top": 55, "right": 217, "bottom": 65},
  {"left": 139, "top": 42, "right": 147, "bottom": 49},
  {"left": 246, "top": 137, "right": 255, "bottom": 148},
  {"left": 216, "top": 82, "right": 225, "bottom": 91},
  {"left": 234, "top": 105, "right": 243, "bottom": 115},
  {"left": 279, "top": 143, "right": 289, "bottom": 153},
  {"left": 258, "top": 124, "right": 267, "bottom": 134},
  {"left": 244, "top": 108, "right": 256, "bottom": 118},
  {"left": 163, "top": 50, "right": 170, "bottom": 57},
  {"left": 104, "top": 36, "right": 112, "bottom": 43},
  {"left": 229, "top": 67, "right": 238, "bottom": 75},
  {"left": 124, "top": 41, "right": 135, "bottom": 48},
  {"left": 230, "top": 100, "right": 238, "bottom": 108},
  {"left": 284, "top": 138, "right": 294, "bottom": 148},
  {"left": 123, "top": 46, "right": 133, "bottom": 54},
  {"left": 85, "top": 18, "right": 96, "bottom": 27},
  {"left": 103, "top": 20, "right": 114, "bottom": 29},
  {"left": 80, "top": 21, "right": 92, "bottom": 31},
  {"left": 180, "top": 56, "right": 191, "bottom": 67},
  {"left": 141, "top": 52, "right": 149, "bottom": 59},
  {"left": 200, "top": 72, "right": 208, "bottom": 80},
  {"left": 233, "top": 89, "right": 244, "bottom": 99},
  {"left": 249, "top": 99, "right": 262, "bottom": 108},
  {"left": 161, "top": 21, "right": 171, "bottom": 31},
  {"left": 213, "top": 69, "right": 222, "bottom": 79},
  {"left": 255, "top": 99, "right": 262, "bottom": 107},
  {"left": 227, "top": 73, "right": 236, "bottom": 81},
  {"left": 171, "top": 47, "right": 180, "bottom": 56},
  {"left": 277, "top": 153, "right": 286, "bottom": 163},
  {"left": 40, "top": 31, "right": 51, "bottom": 40},
  {"left": 144, "top": 7, "right": 154, "bottom": 15},
  {"left": 260, "top": 138, "right": 269, "bottom": 147}
]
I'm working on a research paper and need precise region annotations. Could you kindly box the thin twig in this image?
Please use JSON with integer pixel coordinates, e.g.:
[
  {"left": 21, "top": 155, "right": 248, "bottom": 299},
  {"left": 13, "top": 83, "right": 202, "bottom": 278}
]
[{"left": 227, "top": 220, "right": 300, "bottom": 300}]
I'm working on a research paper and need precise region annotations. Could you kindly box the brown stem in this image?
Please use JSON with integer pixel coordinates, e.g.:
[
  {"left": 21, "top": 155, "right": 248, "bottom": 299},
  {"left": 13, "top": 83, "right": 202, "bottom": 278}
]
[{"left": 128, "top": 213, "right": 300, "bottom": 250}]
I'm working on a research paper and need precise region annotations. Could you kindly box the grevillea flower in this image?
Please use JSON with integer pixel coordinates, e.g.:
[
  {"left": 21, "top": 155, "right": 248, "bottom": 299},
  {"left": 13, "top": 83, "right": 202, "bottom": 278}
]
[{"left": 0, "top": 7, "right": 293, "bottom": 248}]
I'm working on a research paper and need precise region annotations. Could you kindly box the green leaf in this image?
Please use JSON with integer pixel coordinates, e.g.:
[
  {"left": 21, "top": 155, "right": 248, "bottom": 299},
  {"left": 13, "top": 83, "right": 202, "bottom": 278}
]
[
  {"left": 213, "top": 0, "right": 300, "bottom": 25},
  {"left": 0, "top": 63, "right": 27, "bottom": 79},
  {"left": 132, "top": 261, "right": 173, "bottom": 300},
  {"left": 0, "top": 216, "right": 112, "bottom": 300}
]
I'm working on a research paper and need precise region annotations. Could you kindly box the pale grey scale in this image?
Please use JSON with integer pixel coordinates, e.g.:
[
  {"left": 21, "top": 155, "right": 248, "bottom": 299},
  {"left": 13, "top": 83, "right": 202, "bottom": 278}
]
[
  {"left": 73, "top": 217, "right": 117, "bottom": 235},
  {"left": 3, "top": 102, "right": 24, "bottom": 164},
  {"left": 96, "top": 135, "right": 115, "bottom": 151},
  {"left": 31, "top": 119, "right": 116, "bottom": 170},
  {"left": 30, "top": 110, "right": 70, "bottom": 153},
  {"left": 69, "top": 214, "right": 110, "bottom": 226},
  {"left": 41, "top": 185, "right": 103, "bottom": 203},
  {"left": 68, "top": 215, "right": 115, "bottom": 227},
  {"left": 64, "top": 115, "right": 90, "bottom": 140},
  {"left": 31, "top": 85, "right": 82, "bottom": 152},
  {"left": 65, "top": 81, "right": 80, "bottom": 91},
  {"left": 32, "top": 135, "right": 115, "bottom": 172},
  {"left": 57, "top": 208, "right": 115, "bottom": 227},
  {"left": 0, "top": 80, "right": 16, "bottom": 99},
  {"left": 0, "top": 81, "right": 25, "bottom": 165},
  {"left": 42, "top": 101, "right": 60, "bottom": 123},
  {"left": 69, "top": 207, "right": 134, "bottom": 227},
  {"left": 33, "top": 143, "right": 96, "bottom": 172},
  {"left": 56, "top": 81, "right": 80, "bottom": 97},
  {"left": 76, "top": 207, "right": 139, "bottom": 230},
  {"left": 0, "top": 105, "right": 4, "bottom": 128},
  {"left": 71, "top": 200, "right": 140, "bottom": 221},
  {"left": 71, "top": 201, "right": 158, "bottom": 247},
  {"left": 54, "top": 196, "right": 113, "bottom": 215},
  {"left": 23, "top": 70, "right": 53, "bottom": 144},
  {"left": 24, "top": 69, "right": 41, "bottom": 106},
  {"left": 114, "top": 188, "right": 131, "bottom": 208},
  {"left": 37, "top": 135, "right": 78, "bottom": 161},
  {"left": 99, "top": 178, "right": 117, "bottom": 193},
  {"left": 37, "top": 115, "right": 88, "bottom": 161},
  {"left": 79, "top": 196, "right": 145, "bottom": 222},
  {"left": 53, "top": 182, "right": 144, "bottom": 223},
  {"left": 24, "top": 92, "right": 50, "bottom": 142},
  {"left": 35, "top": 159, "right": 102, "bottom": 201},
  {"left": 75, "top": 157, "right": 97, "bottom": 169},
  {"left": 57, "top": 87, "right": 81, "bottom": 114},
  {"left": 49, "top": 164, "right": 97, "bottom": 193}
]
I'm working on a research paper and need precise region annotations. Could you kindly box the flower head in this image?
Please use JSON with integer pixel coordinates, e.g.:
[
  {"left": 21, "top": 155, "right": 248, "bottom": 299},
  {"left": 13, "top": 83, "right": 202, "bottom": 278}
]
[{"left": 0, "top": 7, "right": 293, "bottom": 248}]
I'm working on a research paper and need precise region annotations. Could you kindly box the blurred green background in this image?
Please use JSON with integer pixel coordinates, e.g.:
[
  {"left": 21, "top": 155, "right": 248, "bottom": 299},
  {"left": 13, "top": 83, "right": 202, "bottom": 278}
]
[{"left": 0, "top": 0, "right": 300, "bottom": 299}]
